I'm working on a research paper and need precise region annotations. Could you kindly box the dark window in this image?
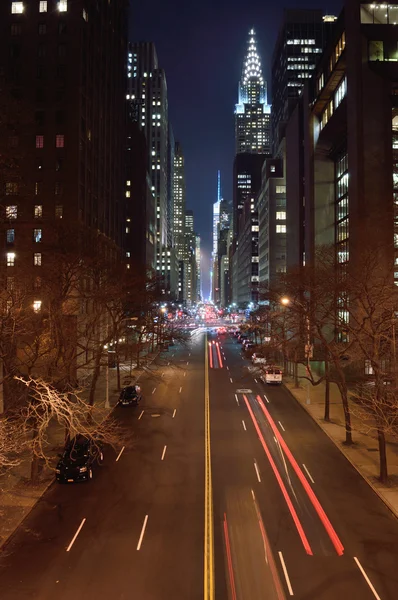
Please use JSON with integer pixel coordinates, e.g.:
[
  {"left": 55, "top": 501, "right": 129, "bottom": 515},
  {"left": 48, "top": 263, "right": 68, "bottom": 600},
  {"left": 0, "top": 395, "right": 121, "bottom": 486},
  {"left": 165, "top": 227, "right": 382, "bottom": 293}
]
[
  {"left": 54, "top": 182, "right": 63, "bottom": 195},
  {"left": 8, "top": 136, "right": 19, "bottom": 148},
  {"left": 10, "top": 45, "right": 20, "bottom": 58},
  {"left": 38, "top": 23, "right": 47, "bottom": 35},
  {"left": 37, "top": 45, "right": 46, "bottom": 58},
  {"left": 55, "top": 158, "right": 63, "bottom": 171},
  {"left": 55, "top": 110, "right": 65, "bottom": 124},
  {"left": 36, "top": 88, "right": 45, "bottom": 102},
  {"left": 6, "top": 229, "right": 15, "bottom": 244},
  {"left": 37, "top": 158, "right": 43, "bottom": 170},
  {"left": 35, "top": 110, "right": 45, "bottom": 126},
  {"left": 36, "top": 65, "right": 45, "bottom": 79},
  {"left": 56, "top": 65, "right": 66, "bottom": 80},
  {"left": 58, "top": 22, "right": 67, "bottom": 35},
  {"left": 11, "top": 24, "right": 21, "bottom": 36},
  {"left": 55, "top": 205, "right": 63, "bottom": 219},
  {"left": 58, "top": 44, "right": 66, "bottom": 58}
]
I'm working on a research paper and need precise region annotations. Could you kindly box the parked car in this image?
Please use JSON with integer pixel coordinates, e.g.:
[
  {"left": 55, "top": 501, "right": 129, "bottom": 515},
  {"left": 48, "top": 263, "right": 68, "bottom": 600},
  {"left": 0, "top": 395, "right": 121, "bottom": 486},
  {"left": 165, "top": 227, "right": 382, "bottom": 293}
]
[
  {"left": 119, "top": 385, "right": 142, "bottom": 406},
  {"left": 261, "top": 367, "right": 283, "bottom": 385},
  {"left": 252, "top": 352, "right": 268, "bottom": 365},
  {"left": 56, "top": 435, "right": 103, "bottom": 483}
]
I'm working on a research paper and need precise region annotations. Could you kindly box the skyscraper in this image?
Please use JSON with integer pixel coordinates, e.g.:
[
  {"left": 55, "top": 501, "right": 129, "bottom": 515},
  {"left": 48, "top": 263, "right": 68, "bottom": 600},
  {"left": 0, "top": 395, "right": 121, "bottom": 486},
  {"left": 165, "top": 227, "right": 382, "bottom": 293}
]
[
  {"left": 195, "top": 235, "right": 202, "bottom": 302},
  {"left": 0, "top": 0, "right": 128, "bottom": 259},
  {"left": 127, "top": 42, "right": 169, "bottom": 262},
  {"left": 173, "top": 142, "right": 186, "bottom": 261},
  {"left": 235, "top": 29, "right": 271, "bottom": 155},
  {"left": 271, "top": 10, "right": 335, "bottom": 152}
]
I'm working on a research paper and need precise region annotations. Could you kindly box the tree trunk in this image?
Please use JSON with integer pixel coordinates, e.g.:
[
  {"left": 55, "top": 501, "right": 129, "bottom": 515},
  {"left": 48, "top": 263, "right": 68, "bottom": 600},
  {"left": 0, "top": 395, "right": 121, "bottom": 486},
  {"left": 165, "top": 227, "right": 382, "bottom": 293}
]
[
  {"left": 116, "top": 344, "right": 121, "bottom": 391},
  {"left": 338, "top": 382, "right": 353, "bottom": 445},
  {"left": 324, "top": 359, "right": 330, "bottom": 422},
  {"left": 377, "top": 428, "right": 388, "bottom": 483},
  {"left": 88, "top": 353, "right": 102, "bottom": 407},
  {"left": 294, "top": 355, "right": 299, "bottom": 388},
  {"left": 30, "top": 423, "right": 39, "bottom": 484}
]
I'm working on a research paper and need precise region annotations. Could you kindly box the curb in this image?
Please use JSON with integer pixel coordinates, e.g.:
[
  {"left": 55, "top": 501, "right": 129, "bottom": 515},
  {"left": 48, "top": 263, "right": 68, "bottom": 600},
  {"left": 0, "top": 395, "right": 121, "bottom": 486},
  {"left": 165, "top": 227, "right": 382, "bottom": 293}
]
[{"left": 283, "top": 380, "right": 398, "bottom": 521}]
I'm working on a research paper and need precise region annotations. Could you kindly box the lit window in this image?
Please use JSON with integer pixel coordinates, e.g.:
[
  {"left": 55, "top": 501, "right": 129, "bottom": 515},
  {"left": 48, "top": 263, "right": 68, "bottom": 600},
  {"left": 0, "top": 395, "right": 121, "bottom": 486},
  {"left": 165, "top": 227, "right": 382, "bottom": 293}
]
[
  {"left": 39, "top": 1, "right": 47, "bottom": 12},
  {"left": 36, "top": 135, "right": 44, "bottom": 149},
  {"left": 276, "top": 212, "right": 286, "bottom": 220},
  {"left": 55, "top": 205, "right": 63, "bottom": 219},
  {"left": 55, "top": 134, "right": 64, "bottom": 148},
  {"left": 55, "top": 182, "right": 62, "bottom": 195},
  {"left": 34, "top": 252, "right": 42, "bottom": 266},
  {"left": 83, "top": 7, "right": 88, "bottom": 21},
  {"left": 126, "top": 251, "right": 131, "bottom": 258},
  {"left": 11, "top": 2, "right": 24, "bottom": 14},
  {"left": 6, "top": 229, "right": 15, "bottom": 244},
  {"left": 6, "top": 205, "right": 17, "bottom": 219},
  {"left": 33, "top": 228, "right": 42, "bottom": 243},
  {"left": 126, "top": 264, "right": 130, "bottom": 270},
  {"left": 5, "top": 182, "right": 18, "bottom": 195},
  {"left": 126, "top": 180, "right": 131, "bottom": 186},
  {"left": 276, "top": 225, "right": 286, "bottom": 233},
  {"left": 33, "top": 300, "right": 42, "bottom": 313},
  {"left": 126, "top": 227, "right": 130, "bottom": 233},
  {"left": 7, "top": 277, "right": 15, "bottom": 291},
  {"left": 34, "top": 205, "right": 43, "bottom": 218},
  {"left": 58, "top": 0, "right": 67, "bottom": 11},
  {"left": 7, "top": 253, "right": 15, "bottom": 267},
  {"left": 276, "top": 186, "right": 286, "bottom": 194},
  {"left": 126, "top": 191, "right": 130, "bottom": 198}
]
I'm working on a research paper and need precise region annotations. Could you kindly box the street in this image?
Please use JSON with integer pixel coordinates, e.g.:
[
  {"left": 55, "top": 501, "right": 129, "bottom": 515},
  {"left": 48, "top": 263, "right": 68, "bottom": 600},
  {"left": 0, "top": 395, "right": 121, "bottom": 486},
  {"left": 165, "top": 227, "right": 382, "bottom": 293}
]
[{"left": 1, "top": 330, "right": 398, "bottom": 599}]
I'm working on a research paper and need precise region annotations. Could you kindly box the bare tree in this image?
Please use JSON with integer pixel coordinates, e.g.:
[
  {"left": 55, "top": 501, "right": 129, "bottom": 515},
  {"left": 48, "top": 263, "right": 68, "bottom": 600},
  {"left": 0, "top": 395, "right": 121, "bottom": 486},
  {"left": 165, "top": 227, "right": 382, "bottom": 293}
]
[{"left": 16, "top": 376, "right": 126, "bottom": 483}]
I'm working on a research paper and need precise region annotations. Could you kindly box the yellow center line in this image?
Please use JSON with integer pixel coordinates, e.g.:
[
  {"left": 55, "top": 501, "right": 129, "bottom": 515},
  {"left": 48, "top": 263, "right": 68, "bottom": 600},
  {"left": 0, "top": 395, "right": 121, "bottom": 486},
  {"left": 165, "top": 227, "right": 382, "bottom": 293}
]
[{"left": 204, "top": 333, "right": 215, "bottom": 600}]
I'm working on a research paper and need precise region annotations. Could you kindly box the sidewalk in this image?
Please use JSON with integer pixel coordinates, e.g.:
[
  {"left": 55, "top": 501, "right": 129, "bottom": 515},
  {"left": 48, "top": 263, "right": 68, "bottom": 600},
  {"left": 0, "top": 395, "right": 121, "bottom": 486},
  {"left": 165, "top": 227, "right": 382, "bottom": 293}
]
[
  {"left": 0, "top": 350, "right": 160, "bottom": 549},
  {"left": 284, "top": 366, "right": 398, "bottom": 517}
]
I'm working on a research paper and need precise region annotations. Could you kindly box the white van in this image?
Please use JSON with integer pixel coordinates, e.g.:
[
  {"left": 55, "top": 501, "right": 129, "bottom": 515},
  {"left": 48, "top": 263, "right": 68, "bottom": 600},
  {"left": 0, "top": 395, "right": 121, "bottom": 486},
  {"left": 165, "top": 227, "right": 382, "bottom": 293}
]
[{"left": 263, "top": 367, "right": 283, "bottom": 385}]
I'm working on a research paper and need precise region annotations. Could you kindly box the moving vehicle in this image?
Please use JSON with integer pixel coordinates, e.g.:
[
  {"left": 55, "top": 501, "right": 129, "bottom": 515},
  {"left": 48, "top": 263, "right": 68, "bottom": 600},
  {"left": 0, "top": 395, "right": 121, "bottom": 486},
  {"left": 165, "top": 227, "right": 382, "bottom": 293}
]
[
  {"left": 261, "top": 367, "right": 283, "bottom": 385},
  {"left": 252, "top": 352, "right": 267, "bottom": 365},
  {"left": 119, "top": 385, "right": 142, "bottom": 406},
  {"left": 56, "top": 435, "right": 103, "bottom": 483}
]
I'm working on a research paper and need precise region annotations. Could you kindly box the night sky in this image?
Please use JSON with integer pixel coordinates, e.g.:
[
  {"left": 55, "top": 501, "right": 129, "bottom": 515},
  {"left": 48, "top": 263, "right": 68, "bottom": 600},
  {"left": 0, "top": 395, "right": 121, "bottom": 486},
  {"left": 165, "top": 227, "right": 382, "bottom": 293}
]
[{"left": 131, "top": 0, "right": 342, "bottom": 298}]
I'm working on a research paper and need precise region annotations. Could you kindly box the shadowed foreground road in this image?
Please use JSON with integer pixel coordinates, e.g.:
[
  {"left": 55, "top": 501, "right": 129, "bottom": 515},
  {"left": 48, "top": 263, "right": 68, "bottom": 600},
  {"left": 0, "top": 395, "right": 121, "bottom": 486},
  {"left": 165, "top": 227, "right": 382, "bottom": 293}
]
[{"left": 1, "top": 329, "right": 398, "bottom": 599}]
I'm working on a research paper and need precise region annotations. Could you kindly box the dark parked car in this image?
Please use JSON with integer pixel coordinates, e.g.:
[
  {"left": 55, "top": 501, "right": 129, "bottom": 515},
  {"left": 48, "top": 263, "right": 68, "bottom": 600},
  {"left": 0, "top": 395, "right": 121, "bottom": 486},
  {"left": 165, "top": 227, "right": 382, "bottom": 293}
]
[
  {"left": 56, "top": 435, "right": 103, "bottom": 483},
  {"left": 119, "top": 385, "right": 142, "bottom": 406}
]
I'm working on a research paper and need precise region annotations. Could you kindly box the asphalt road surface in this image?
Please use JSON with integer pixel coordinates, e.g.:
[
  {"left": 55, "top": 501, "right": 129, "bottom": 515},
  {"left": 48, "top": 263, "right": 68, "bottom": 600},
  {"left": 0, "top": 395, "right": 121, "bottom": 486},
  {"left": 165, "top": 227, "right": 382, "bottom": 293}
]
[{"left": 1, "top": 329, "right": 398, "bottom": 599}]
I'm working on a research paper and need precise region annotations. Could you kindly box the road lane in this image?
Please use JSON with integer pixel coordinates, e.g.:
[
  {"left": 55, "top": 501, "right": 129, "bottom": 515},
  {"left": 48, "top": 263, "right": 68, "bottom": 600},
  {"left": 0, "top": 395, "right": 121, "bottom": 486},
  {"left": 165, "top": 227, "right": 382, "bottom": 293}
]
[
  {"left": 0, "top": 336, "right": 206, "bottom": 600},
  {"left": 222, "top": 332, "right": 398, "bottom": 599}
]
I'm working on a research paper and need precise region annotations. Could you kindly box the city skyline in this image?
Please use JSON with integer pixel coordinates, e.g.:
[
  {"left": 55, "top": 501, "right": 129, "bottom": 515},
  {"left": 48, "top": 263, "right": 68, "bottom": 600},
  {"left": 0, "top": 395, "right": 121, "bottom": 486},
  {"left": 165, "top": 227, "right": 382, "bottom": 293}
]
[{"left": 131, "top": 0, "right": 342, "bottom": 298}]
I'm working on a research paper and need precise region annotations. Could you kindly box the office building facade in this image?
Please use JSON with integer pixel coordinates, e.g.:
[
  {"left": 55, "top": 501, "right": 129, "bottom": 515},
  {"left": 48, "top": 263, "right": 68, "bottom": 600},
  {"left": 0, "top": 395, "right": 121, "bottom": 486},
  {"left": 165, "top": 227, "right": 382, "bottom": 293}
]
[
  {"left": 127, "top": 42, "right": 169, "bottom": 265},
  {"left": 271, "top": 9, "right": 335, "bottom": 153}
]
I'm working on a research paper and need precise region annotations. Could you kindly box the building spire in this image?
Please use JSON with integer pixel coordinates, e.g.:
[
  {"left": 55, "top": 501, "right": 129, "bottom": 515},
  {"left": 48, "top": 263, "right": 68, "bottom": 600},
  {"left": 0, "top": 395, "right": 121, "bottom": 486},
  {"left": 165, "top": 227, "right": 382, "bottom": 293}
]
[
  {"left": 242, "top": 28, "right": 264, "bottom": 87},
  {"left": 217, "top": 170, "right": 221, "bottom": 202}
]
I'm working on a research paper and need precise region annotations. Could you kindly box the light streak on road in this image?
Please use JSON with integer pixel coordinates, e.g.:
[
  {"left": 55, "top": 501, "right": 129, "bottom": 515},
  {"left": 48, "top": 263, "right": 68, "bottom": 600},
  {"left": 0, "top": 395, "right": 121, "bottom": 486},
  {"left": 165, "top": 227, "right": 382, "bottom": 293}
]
[
  {"left": 138, "top": 410, "right": 144, "bottom": 420},
  {"left": 243, "top": 395, "right": 313, "bottom": 555},
  {"left": 161, "top": 445, "right": 167, "bottom": 461},
  {"left": 223, "top": 513, "right": 237, "bottom": 600},
  {"left": 256, "top": 395, "right": 344, "bottom": 556}
]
